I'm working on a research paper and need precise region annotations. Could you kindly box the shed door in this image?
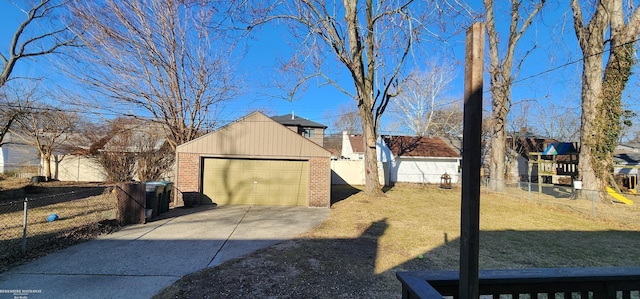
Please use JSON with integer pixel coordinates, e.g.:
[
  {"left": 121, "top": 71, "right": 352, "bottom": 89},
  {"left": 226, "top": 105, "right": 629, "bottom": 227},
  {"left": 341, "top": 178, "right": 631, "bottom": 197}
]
[{"left": 202, "top": 158, "right": 309, "bottom": 206}]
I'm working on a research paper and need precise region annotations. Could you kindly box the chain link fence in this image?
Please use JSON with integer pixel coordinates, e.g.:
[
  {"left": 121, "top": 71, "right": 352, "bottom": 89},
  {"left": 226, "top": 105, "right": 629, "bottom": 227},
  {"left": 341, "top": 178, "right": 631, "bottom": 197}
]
[
  {"left": 479, "top": 179, "right": 640, "bottom": 228},
  {"left": 0, "top": 186, "right": 117, "bottom": 272}
]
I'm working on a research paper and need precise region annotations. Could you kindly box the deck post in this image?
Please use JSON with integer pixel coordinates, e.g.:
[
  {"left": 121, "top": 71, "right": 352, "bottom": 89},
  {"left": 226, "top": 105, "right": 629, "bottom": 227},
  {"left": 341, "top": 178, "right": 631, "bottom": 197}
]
[{"left": 460, "top": 22, "right": 484, "bottom": 299}]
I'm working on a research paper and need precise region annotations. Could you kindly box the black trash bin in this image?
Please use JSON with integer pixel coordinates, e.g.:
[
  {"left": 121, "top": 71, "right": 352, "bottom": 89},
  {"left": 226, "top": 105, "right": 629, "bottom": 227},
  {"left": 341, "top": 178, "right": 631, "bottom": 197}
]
[
  {"left": 162, "top": 182, "right": 173, "bottom": 212},
  {"left": 147, "top": 182, "right": 172, "bottom": 214},
  {"left": 145, "top": 183, "right": 163, "bottom": 218}
]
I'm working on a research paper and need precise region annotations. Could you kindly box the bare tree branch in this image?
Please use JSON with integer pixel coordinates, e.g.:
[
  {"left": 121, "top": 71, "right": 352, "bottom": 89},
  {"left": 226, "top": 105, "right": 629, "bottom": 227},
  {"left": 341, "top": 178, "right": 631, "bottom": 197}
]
[
  {"left": 68, "top": 0, "right": 240, "bottom": 150},
  {"left": 1, "top": 0, "right": 79, "bottom": 87}
]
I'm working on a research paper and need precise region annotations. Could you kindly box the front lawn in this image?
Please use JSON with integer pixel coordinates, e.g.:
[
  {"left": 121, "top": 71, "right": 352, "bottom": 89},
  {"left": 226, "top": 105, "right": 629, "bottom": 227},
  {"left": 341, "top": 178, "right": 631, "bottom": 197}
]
[{"left": 155, "top": 184, "right": 640, "bottom": 298}]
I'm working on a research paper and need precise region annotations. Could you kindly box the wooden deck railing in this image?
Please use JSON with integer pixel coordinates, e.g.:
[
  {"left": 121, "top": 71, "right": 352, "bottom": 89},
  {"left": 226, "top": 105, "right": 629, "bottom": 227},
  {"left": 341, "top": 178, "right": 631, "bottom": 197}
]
[{"left": 396, "top": 267, "right": 640, "bottom": 299}]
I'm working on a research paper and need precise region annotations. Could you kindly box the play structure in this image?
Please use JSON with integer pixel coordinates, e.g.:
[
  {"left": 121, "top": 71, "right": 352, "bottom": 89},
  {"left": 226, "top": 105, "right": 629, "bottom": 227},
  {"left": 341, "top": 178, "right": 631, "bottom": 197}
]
[
  {"left": 606, "top": 174, "right": 634, "bottom": 205},
  {"left": 606, "top": 187, "right": 634, "bottom": 205},
  {"left": 528, "top": 143, "right": 635, "bottom": 204},
  {"left": 528, "top": 142, "right": 579, "bottom": 194}
]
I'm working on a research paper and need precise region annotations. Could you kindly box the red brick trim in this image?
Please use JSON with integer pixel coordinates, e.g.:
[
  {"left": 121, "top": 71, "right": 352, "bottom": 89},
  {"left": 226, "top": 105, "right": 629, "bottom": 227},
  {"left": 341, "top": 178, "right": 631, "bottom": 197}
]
[{"left": 308, "top": 157, "right": 330, "bottom": 207}]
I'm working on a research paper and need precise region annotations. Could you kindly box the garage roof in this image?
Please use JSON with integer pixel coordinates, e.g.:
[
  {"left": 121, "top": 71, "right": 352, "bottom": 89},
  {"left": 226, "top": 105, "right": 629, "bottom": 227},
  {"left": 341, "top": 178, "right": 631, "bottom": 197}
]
[
  {"left": 383, "top": 136, "right": 461, "bottom": 158},
  {"left": 176, "top": 111, "right": 330, "bottom": 158}
]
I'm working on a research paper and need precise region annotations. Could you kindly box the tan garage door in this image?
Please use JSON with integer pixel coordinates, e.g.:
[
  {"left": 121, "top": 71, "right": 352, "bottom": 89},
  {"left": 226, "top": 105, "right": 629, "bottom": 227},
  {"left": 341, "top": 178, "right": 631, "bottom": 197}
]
[{"left": 202, "top": 158, "right": 309, "bottom": 206}]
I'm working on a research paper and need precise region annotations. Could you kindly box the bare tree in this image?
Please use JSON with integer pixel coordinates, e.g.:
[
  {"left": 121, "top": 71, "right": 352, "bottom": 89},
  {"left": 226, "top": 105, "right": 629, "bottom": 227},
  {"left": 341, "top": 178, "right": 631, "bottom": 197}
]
[
  {"left": 1, "top": 0, "right": 78, "bottom": 87},
  {"left": 69, "top": 0, "right": 239, "bottom": 150},
  {"left": 247, "top": 1, "right": 471, "bottom": 195},
  {"left": 571, "top": 0, "right": 640, "bottom": 197},
  {"left": 0, "top": 82, "right": 38, "bottom": 147},
  {"left": 0, "top": 0, "right": 77, "bottom": 146},
  {"left": 133, "top": 127, "right": 174, "bottom": 182},
  {"left": 535, "top": 102, "right": 580, "bottom": 141},
  {"left": 429, "top": 102, "right": 464, "bottom": 138},
  {"left": 96, "top": 120, "right": 136, "bottom": 182},
  {"left": 484, "top": 0, "right": 546, "bottom": 191},
  {"left": 331, "top": 104, "right": 362, "bottom": 135},
  {"left": 10, "top": 104, "right": 79, "bottom": 179},
  {"left": 390, "top": 62, "right": 456, "bottom": 136}
]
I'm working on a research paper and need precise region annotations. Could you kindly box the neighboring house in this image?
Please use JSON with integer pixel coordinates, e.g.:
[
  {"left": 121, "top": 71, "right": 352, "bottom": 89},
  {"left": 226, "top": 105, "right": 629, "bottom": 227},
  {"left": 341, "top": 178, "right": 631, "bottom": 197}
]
[
  {"left": 614, "top": 143, "right": 640, "bottom": 177},
  {"left": 175, "top": 111, "right": 331, "bottom": 207},
  {"left": 613, "top": 152, "right": 640, "bottom": 176},
  {"left": 0, "top": 133, "right": 40, "bottom": 176},
  {"left": 616, "top": 142, "right": 640, "bottom": 153},
  {"left": 271, "top": 113, "right": 327, "bottom": 146},
  {"left": 378, "top": 135, "right": 461, "bottom": 184},
  {"left": 340, "top": 132, "right": 364, "bottom": 160}
]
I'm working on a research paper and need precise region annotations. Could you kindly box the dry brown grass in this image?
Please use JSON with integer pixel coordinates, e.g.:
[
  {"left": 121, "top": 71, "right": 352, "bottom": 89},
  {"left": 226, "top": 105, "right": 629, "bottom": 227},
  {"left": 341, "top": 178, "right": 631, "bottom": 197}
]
[
  {"left": 155, "top": 184, "right": 640, "bottom": 298},
  {"left": 0, "top": 176, "right": 31, "bottom": 191},
  {"left": 0, "top": 178, "right": 119, "bottom": 272}
]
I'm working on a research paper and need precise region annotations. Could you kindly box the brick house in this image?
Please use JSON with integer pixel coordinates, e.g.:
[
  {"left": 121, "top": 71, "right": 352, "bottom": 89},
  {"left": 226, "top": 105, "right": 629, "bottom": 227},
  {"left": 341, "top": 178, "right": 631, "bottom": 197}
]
[{"left": 175, "top": 111, "right": 331, "bottom": 207}]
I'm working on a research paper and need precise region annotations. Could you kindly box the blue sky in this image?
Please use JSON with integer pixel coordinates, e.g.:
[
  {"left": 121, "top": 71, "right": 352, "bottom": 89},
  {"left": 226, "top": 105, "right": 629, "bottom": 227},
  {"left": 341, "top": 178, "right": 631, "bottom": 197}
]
[{"left": 1, "top": 1, "right": 638, "bottom": 138}]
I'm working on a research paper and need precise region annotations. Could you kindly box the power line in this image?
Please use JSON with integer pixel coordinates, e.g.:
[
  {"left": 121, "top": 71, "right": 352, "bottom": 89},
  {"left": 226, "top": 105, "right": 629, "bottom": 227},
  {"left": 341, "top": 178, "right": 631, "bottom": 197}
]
[{"left": 512, "top": 37, "right": 640, "bottom": 85}]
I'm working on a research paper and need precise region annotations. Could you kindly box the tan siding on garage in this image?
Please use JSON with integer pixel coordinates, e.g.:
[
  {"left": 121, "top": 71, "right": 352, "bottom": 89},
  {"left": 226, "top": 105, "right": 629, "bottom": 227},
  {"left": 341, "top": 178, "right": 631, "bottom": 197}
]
[{"left": 178, "top": 113, "right": 329, "bottom": 158}]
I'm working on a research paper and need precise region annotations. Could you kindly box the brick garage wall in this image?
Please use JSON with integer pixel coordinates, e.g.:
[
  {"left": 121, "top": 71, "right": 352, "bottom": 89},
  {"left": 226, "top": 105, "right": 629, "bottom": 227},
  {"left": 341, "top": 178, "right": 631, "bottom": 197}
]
[
  {"left": 176, "top": 152, "right": 200, "bottom": 206},
  {"left": 308, "top": 157, "right": 331, "bottom": 207}
]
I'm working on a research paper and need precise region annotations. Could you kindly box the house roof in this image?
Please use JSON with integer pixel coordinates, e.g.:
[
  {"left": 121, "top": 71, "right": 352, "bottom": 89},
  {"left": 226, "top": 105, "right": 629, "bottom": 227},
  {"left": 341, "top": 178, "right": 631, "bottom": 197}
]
[
  {"left": 348, "top": 135, "right": 364, "bottom": 154},
  {"left": 383, "top": 136, "right": 460, "bottom": 158},
  {"left": 614, "top": 152, "right": 640, "bottom": 165},
  {"left": 271, "top": 114, "right": 327, "bottom": 129},
  {"left": 440, "top": 136, "right": 463, "bottom": 154}
]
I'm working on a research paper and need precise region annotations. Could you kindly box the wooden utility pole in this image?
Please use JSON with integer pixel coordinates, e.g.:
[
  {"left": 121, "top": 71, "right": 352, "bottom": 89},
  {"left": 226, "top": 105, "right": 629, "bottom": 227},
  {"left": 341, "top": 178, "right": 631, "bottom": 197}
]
[{"left": 460, "top": 22, "right": 484, "bottom": 299}]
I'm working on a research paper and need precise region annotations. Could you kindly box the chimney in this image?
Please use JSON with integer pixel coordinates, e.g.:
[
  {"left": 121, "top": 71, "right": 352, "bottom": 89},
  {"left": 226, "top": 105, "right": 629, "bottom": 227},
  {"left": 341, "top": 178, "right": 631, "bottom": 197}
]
[{"left": 292, "top": 111, "right": 295, "bottom": 120}]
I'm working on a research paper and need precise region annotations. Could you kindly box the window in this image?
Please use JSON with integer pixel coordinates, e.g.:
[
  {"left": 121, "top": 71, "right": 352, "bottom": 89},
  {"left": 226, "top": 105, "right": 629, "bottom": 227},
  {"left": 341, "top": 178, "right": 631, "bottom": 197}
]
[{"left": 302, "top": 127, "right": 315, "bottom": 138}]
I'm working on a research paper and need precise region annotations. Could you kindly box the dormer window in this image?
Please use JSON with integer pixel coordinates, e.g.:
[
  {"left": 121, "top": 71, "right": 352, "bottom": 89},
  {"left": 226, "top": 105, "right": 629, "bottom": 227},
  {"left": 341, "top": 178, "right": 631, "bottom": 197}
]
[{"left": 301, "top": 127, "right": 315, "bottom": 138}]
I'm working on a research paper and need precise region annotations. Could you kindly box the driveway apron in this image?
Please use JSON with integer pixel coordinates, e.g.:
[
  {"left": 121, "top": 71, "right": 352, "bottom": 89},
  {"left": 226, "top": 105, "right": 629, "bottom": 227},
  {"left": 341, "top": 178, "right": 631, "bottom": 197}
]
[{"left": 0, "top": 205, "right": 328, "bottom": 299}]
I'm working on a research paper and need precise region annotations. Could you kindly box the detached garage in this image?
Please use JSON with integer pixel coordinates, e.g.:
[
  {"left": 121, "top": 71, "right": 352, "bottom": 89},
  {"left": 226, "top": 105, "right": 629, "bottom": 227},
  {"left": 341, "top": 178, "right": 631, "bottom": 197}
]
[{"left": 175, "top": 112, "right": 331, "bottom": 207}]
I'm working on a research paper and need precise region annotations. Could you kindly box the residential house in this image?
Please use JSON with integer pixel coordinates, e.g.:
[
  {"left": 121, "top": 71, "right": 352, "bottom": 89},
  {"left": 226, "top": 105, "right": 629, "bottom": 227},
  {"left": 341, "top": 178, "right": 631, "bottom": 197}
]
[
  {"left": 613, "top": 143, "right": 640, "bottom": 191},
  {"left": 340, "top": 131, "right": 364, "bottom": 160},
  {"left": 271, "top": 113, "right": 327, "bottom": 146}
]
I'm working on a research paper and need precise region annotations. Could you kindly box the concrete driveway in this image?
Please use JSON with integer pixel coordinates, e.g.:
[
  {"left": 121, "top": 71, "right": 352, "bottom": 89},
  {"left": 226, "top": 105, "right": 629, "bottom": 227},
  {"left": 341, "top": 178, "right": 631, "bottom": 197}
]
[{"left": 0, "top": 205, "right": 329, "bottom": 299}]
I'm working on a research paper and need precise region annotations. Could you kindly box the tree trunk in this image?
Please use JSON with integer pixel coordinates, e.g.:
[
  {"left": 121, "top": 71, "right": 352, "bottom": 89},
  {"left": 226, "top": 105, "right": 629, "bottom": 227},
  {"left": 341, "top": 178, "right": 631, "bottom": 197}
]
[
  {"left": 488, "top": 86, "right": 509, "bottom": 191},
  {"left": 571, "top": 0, "right": 628, "bottom": 200},
  {"left": 483, "top": 0, "right": 545, "bottom": 192},
  {"left": 42, "top": 152, "right": 53, "bottom": 179},
  {"left": 576, "top": 41, "right": 607, "bottom": 200},
  {"left": 489, "top": 122, "right": 507, "bottom": 191},
  {"left": 359, "top": 95, "right": 384, "bottom": 197}
]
